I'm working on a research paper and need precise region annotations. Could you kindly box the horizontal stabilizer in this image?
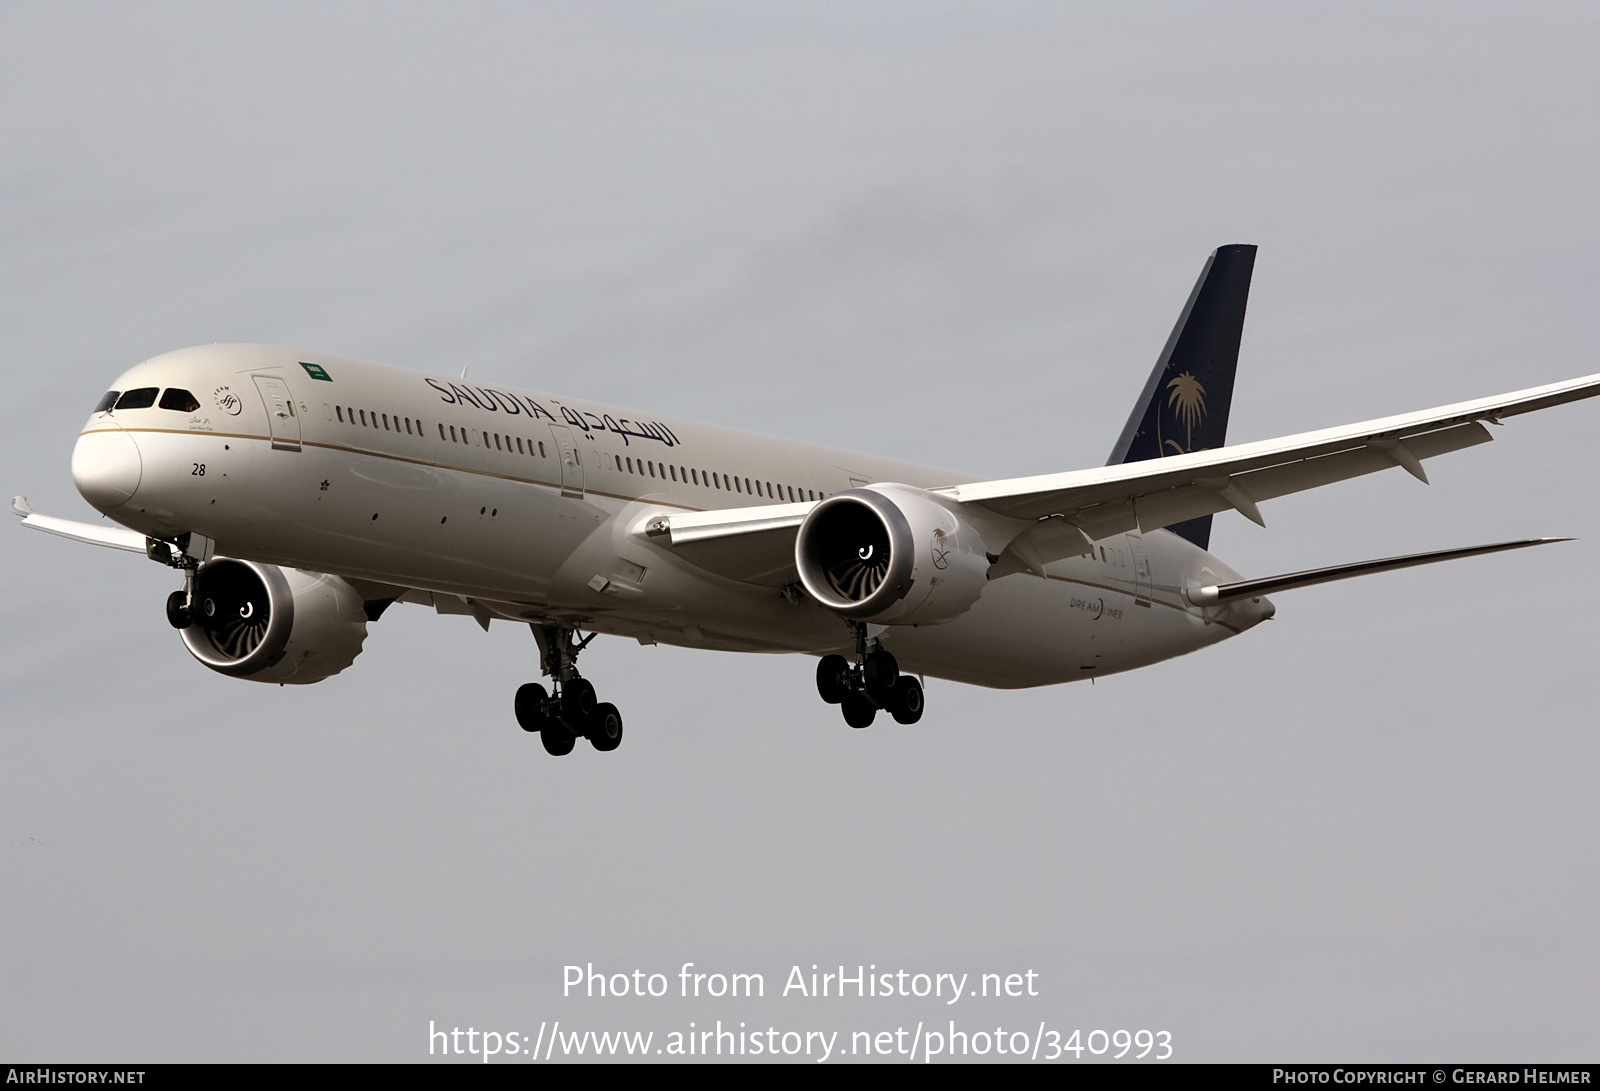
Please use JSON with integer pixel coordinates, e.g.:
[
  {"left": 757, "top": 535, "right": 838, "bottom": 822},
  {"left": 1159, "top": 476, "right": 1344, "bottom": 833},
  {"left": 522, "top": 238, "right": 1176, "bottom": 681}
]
[
  {"left": 12, "top": 495, "right": 147, "bottom": 553},
  {"left": 1192, "top": 537, "right": 1571, "bottom": 604}
]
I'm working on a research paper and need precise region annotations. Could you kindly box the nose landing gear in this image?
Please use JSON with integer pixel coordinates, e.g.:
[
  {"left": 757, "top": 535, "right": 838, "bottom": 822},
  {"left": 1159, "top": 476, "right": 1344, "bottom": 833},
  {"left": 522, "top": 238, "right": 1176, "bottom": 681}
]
[
  {"left": 515, "top": 624, "right": 624, "bottom": 756},
  {"left": 815, "top": 625, "right": 924, "bottom": 728}
]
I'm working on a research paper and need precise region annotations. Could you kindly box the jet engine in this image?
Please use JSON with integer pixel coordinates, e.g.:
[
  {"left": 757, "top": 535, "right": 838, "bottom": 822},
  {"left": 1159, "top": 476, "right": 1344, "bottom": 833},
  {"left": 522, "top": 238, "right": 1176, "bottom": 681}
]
[
  {"left": 795, "top": 485, "right": 991, "bottom": 626},
  {"left": 178, "top": 559, "right": 369, "bottom": 684}
]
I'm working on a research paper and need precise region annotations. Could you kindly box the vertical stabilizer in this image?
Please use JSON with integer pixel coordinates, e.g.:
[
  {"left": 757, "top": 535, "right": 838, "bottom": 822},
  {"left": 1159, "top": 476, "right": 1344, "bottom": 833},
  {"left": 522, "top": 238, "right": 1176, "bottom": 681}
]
[{"left": 1106, "top": 244, "right": 1257, "bottom": 549}]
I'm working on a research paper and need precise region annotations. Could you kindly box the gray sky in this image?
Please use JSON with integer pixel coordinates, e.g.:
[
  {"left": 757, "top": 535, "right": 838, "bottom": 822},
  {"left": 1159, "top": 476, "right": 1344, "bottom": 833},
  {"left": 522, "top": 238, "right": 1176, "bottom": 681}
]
[{"left": 3, "top": 2, "right": 1598, "bottom": 1062}]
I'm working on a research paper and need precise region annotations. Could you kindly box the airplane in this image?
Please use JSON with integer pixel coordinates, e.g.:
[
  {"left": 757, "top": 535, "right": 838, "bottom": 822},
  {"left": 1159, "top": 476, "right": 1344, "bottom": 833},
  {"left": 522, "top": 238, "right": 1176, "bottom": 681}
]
[{"left": 16, "top": 245, "right": 1600, "bottom": 756}]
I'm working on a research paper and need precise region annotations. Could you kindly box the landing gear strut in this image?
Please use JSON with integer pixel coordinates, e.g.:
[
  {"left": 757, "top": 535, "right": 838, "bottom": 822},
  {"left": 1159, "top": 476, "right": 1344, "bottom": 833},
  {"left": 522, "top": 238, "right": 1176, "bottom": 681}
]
[
  {"left": 815, "top": 624, "right": 924, "bottom": 728},
  {"left": 515, "top": 624, "right": 624, "bottom": 756},
  {"left": 158, "top": 538, "right": 200, "bottom": 629}
]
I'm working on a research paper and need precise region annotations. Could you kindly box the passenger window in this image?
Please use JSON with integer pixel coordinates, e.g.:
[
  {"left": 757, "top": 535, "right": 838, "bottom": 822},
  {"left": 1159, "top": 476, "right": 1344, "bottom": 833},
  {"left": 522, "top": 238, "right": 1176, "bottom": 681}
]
[
  {"left": 360, "top": 410, "right": 368, "bottom": 426},
  {"left": 614, "top": 455, "right": 621, "bottom": 470},
  {"left": 336, "top": 406, "right": 345, "bottom": 423},
  {"left": 494, "top": 434, "right": 502, "bottom": 451},
  {"left": 519, "top": 437, "right": 527, "bottom": 454},
  {"left": 94, "top": 391, "right": 120, "bottom": 414},
  {"left": 669, "top": 465, "right": 677, "bottom": 482},
  {"left": 649, "top": 462, "right": 656, "bottom": 478},
  {"left": 383, "top": 414, "right": 391, "bottom": 431},
  {"left": 115, "top": 388, "right": 158, "bottom": 410},
  {"left": 539, "top": 441, "right": 546, "bottom": 457},
  {"left": 158, "top": 388, "right": 201, "bottom": 412},
  {"left": 438, "top": 423, "right": 445, "bottom": 439},
  {"left": 734, "top": 477, "right": 742, "bottom": 493},
  {"left": 406, "top": 418, "right": 413, "bottom": 435}
]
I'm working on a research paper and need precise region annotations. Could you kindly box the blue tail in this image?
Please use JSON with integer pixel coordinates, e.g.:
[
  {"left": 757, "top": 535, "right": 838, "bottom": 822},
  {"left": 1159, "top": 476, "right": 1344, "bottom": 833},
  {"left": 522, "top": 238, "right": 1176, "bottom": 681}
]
[{"left": 1106, "top": 244, "right": 1257, "bottom": 550}]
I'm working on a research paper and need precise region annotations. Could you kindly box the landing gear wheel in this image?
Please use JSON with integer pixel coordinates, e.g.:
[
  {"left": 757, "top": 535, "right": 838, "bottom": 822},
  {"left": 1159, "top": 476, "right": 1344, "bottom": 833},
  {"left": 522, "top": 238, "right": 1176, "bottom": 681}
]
[
  {"left": 165, "top": 590, "right": 192, "bottom": 630},
  {"left": 863, "top": 649, "right": 899, "bottom": 704},
  {"left": 589, "top": 703, "right": 624, "bottom": 752},
  {"left": 514, "top": 682, "right": 549, "bottom": 732},
  {"left": 541, "top": 720, "right": 576, "bottom": 756},
  {"left": 816, "top": 655, "right": 852, "bottom": 704},
  {"left": 841, "top": 693, "right": 877, "bottom": 729},
  {"left": 563, "top": 677, "right": 598, "bottom": 725},
  {"left": 888, "top": 676, "right": 924, "bottom": 724}
]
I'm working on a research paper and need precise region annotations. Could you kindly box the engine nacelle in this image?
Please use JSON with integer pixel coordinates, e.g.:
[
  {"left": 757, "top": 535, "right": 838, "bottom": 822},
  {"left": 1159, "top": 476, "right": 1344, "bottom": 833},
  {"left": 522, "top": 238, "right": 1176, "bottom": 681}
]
[
  {"left": 178, "top": 559, "right": 369, "bottom": 684},
  {"left": 795, "top": 485, "right": 991, "bottom": 626}
]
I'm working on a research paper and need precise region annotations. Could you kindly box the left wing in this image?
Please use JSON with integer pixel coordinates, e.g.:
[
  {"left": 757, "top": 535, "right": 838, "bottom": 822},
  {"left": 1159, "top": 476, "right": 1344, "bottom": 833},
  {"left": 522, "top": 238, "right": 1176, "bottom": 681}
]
[
  {"left": 639, "top": 372, "right": 1600, "bottom": 584},
  {"left": 943, "top": 371, "right": 1600, "bottom": 542},
  {"left": 640, "top": 502, "right": 813, "bottom": 585}
]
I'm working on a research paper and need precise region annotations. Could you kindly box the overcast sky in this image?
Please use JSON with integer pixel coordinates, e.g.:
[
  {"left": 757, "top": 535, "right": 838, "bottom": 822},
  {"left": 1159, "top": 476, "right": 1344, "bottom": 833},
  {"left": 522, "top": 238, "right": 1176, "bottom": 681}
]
[{"left": 4, "top": 2, "right": 1599, "bottom": 1063}]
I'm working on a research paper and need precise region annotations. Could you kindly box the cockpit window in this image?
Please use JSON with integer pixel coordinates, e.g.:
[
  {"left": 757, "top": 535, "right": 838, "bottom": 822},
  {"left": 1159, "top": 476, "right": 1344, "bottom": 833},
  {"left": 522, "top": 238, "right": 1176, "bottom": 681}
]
[
  {"left": 93, "top": 391, "right": 120, "bottom": 414},
  {"left": 114, "top": 387, "right": 158, "bottom": 410},
  {"left": 158, "top": 388, "right": 201, "bottom": 412}
]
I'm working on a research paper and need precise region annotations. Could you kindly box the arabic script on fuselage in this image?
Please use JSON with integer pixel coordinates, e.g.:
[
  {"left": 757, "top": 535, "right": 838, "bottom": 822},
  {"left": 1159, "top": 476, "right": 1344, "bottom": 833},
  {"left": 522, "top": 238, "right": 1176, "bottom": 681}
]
[{"left": 424, "top": 378, "right": 680, "bottom": 448}]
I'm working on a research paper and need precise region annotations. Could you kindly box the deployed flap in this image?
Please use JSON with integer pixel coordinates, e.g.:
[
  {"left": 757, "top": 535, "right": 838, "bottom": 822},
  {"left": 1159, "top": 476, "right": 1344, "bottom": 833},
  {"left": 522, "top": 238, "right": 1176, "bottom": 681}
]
[
  {"left": 640, "top": 501, "right": 814, "bottom": 587},
  {"left": 12, "top": 496, "right": 147, "bottom": 553},
  {"left": 942, "top": 371, "right": 1600, "bottom": 535},
  {"left": 1193, "top": 537, "right": 1569, "bottom": 603}
]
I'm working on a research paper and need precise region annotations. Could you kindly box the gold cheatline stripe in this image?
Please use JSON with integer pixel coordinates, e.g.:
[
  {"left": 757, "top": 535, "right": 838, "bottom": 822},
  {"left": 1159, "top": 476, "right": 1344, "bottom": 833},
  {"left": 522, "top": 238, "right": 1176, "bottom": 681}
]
[{"left": 96, "top": 426, "right": 711, "bottom": 513}]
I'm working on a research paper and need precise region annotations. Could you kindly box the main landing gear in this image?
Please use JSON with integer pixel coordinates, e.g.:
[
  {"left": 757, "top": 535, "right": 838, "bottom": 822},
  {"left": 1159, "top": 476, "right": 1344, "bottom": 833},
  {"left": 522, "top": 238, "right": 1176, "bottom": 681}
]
[
  {"left": 815, "top": 625, "right": 924, "bottom": 729},
  {"left": 515, "top": 625, "right": 624, "bottom": 756}
]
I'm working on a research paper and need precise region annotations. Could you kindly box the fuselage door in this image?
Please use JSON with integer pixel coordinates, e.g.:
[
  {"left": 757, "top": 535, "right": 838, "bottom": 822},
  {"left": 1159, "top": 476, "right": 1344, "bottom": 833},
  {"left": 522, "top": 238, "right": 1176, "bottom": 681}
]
[
  {"left": 548, "top": 424, "right": 583, "bottom": 498},
  {"left": 1127, "top": 532, "right": 1153, "bottom": 607},
  {"left": 252, "top": 374, "right": 302, "bottom": 452}
]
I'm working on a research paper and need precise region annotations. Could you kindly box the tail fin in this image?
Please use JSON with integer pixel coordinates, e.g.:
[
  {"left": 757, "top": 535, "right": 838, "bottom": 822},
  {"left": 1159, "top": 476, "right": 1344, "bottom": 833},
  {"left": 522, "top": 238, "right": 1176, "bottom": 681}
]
[{"left": 1106, "top": 244, "right": 1257, "bottom": 549}]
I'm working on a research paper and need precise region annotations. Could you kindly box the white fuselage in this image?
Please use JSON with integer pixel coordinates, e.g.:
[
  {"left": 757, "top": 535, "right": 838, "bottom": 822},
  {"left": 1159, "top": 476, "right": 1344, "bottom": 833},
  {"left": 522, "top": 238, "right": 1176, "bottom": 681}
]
[{"left": 71, "top": 344, "right": 1271, "bottom": 688}]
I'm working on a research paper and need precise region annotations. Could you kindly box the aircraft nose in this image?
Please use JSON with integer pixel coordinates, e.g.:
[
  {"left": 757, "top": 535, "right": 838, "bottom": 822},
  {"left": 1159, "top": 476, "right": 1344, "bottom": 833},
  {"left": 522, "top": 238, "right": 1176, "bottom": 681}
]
[{"left": 72, "top": 427, "right": 142, "bottom": 511}]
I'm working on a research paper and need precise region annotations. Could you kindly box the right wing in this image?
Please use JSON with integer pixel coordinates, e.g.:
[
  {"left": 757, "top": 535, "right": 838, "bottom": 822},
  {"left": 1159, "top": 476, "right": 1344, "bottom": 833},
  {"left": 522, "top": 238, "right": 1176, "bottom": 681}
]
[{"left": 12, "top": 495, "right": 147, "bottom": 552}]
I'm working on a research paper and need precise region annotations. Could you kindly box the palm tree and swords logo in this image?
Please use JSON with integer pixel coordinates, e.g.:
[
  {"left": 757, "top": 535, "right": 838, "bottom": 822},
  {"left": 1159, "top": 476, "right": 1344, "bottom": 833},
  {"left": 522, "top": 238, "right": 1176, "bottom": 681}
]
[{"left": 1160, "top": 371, "right": 1208, "bottom": 455}]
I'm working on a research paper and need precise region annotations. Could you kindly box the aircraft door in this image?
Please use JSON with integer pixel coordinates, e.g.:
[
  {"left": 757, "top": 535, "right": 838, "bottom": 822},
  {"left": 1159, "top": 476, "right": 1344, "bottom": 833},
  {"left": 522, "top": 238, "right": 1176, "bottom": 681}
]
[
  {"left": 548, "top": 424, "right": 583, "bottom": 498},
  {"left": 1127, "top": 532, "right": 1153, "bottom": 607},
  {"left": 252, "top": 374, "right": 301, "bottom": 452}
]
